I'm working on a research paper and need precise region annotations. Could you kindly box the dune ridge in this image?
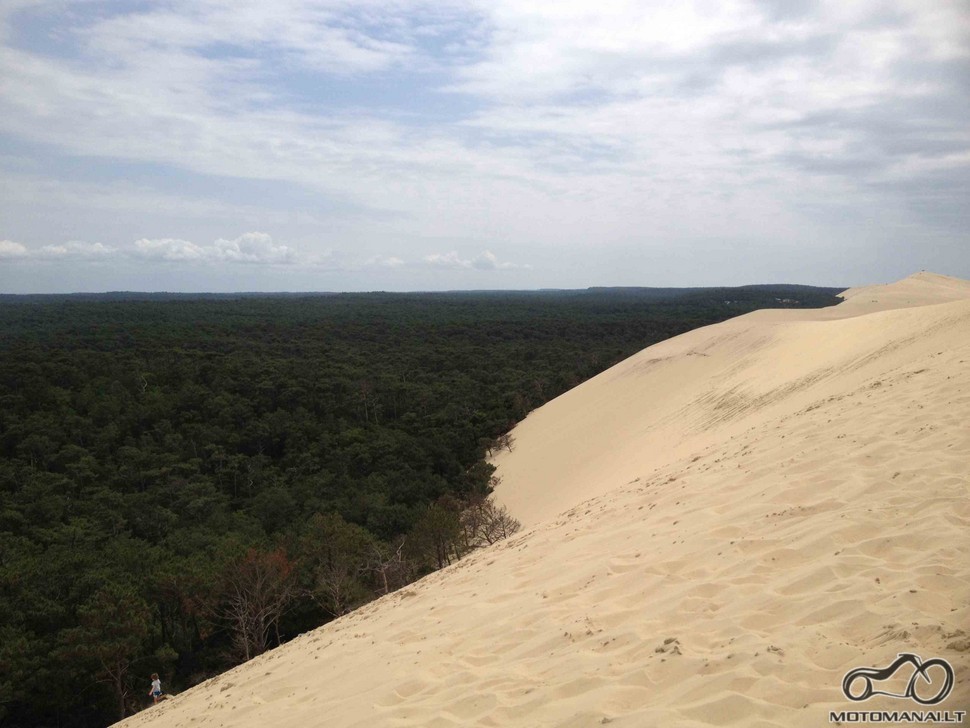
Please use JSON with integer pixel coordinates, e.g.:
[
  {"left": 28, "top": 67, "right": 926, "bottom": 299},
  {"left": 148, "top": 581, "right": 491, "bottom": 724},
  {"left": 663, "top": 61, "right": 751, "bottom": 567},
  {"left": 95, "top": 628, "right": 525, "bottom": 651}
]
[{"left": 119, "top": 272, "right": 970, "bottom": 728}]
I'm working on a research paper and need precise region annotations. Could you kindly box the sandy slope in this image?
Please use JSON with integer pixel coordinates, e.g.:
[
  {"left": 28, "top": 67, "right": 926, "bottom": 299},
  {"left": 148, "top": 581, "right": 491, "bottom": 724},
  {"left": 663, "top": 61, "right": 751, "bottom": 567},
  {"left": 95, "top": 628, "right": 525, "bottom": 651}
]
[{"left": 119, "top": 272, "right": 970, "bottom": 728}]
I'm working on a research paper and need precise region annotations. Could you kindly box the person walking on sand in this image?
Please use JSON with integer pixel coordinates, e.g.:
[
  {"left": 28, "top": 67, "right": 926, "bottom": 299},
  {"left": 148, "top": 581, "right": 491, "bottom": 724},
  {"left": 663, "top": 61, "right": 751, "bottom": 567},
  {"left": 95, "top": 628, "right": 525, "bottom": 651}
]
[{"left": 149, "top": 673, "right": 168, "bottom": 704}]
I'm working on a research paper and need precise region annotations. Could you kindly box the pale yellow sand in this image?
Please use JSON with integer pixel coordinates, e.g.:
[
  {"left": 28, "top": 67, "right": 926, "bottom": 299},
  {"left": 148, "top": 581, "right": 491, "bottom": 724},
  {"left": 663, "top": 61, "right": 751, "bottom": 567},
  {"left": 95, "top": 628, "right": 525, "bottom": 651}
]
[{"left": 118, "top": 272, "right": 970, "bottom": 728}]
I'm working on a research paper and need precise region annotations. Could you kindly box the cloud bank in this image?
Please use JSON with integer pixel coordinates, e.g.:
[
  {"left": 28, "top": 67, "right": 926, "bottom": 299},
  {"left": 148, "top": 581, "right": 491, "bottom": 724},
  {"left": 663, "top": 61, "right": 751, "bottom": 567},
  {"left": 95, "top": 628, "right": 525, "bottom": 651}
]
[
  {"left": 134, "top": 233, "right": 297, "bottom": 264},
  {"left": 2, "top": 233, "right": 296, "bottom": 265},
  {"left": 2, "top": 233, "right": 531, "bottom": 279}
]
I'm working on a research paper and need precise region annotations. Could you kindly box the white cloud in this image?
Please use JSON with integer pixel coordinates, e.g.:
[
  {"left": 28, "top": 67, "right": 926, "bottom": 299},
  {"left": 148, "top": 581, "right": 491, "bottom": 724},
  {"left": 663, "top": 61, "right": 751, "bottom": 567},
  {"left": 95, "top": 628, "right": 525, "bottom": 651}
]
[
  {"left": 424, "top": 250, "right": 530, "bottom": 271},
  {"left": 451, "top": 0, "right": 758, "bottom": 101},
  {"left": 41, "top": 241, "right": 116, "bottom": 258},
  {"left": 135, "top": 232, "right": 297, "bottom": 264},
  {"left": 134, "top": 237, "right": 208, "bottom": 262},
  {"left": 0, "top": 240, "right": 28, "bottom": 258},
  {"left": 1, "top": 239, "right": 117, "bottom": 259},
  {"left": 0, "top": 239, "right": 29, "bottom": 257},
  {"left": 212, "top": 232, "right": 297, "bottom": 263},
  {"left": 423, "top": 251, "right": 467, "bottom": 268}
]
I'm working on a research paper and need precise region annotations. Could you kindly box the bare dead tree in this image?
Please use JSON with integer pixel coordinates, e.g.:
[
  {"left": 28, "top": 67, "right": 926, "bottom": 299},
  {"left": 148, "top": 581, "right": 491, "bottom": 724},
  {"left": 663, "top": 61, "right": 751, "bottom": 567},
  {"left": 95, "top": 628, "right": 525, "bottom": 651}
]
[
  {"left": 367, "top": 538, "right": 413, "bottom": 597},
  {"left": 459, "top": 495, "right": 522, "bottom": 550},
  {"left": 495, "top": 433, "right": 515, "bottom": 453},
  {"left": 219, "top": 548, "right": 298, "bottom": 661},
  {"left": 483, "top": 501, "right": 521, "bottom": 543}
]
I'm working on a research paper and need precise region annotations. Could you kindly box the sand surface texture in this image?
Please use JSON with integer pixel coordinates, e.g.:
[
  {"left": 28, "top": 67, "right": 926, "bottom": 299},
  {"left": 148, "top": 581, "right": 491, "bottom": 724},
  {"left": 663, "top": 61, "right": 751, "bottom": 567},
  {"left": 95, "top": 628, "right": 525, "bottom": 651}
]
[{"left": 119, "top": 272, "right": 970, "bottom": 727}]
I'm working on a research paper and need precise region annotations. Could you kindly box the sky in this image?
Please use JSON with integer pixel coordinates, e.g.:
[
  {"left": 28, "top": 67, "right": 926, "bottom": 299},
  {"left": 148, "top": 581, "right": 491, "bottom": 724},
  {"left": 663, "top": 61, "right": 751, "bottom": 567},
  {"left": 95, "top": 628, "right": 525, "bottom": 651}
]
[{"left": 0, "top": 0, "right": 968, "bottom": 293}]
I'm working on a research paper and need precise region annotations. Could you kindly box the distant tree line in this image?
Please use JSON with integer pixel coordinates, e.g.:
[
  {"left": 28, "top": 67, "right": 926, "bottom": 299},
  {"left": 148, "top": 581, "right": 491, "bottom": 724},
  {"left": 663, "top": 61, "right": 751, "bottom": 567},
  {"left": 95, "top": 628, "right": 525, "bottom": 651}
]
[{"left": 0, "top": 286, "right": 841, "bottom": 727}]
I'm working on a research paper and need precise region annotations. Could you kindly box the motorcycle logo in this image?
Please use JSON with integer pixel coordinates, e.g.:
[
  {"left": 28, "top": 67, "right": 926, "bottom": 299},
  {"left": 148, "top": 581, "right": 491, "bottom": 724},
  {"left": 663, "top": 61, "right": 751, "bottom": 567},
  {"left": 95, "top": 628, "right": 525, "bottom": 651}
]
[{"left": 842, "top": 653, "right": 954, "bottom": 705}]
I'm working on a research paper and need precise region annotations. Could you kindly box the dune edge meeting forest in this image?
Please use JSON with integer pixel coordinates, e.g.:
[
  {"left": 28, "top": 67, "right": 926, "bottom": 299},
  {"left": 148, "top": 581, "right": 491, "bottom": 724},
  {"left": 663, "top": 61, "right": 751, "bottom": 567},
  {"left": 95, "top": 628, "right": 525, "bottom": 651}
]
[{"left": 108, "top": 271, "right": 970, "bottom": 727}]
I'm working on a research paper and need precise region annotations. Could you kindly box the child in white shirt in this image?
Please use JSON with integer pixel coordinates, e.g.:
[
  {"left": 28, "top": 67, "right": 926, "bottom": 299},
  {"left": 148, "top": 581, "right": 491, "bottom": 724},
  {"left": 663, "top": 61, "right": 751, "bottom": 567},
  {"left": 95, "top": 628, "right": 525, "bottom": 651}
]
[{"left": 149, "top": 673, "right": 167, "bottom": 704}]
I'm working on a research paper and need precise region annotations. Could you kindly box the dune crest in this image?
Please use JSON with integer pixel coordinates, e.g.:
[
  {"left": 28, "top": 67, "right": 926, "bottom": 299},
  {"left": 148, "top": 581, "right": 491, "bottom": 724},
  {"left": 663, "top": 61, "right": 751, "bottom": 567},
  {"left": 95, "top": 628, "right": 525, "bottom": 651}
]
[
  {"left": 838, "top": 271, "right": 970, "bottom": 313},
  {"left": 120, "top": 272, "right": 970, "bottom": 728},
  {"left": 490, "top": 271, "right": 970, "bottom": 527}
]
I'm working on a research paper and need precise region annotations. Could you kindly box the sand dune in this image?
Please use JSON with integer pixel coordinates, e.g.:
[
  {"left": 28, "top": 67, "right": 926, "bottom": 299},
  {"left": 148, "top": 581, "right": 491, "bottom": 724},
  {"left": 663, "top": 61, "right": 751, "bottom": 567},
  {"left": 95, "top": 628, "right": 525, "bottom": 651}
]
[{"left": 118, "top": 272, "right": 970, "bottom": 728}]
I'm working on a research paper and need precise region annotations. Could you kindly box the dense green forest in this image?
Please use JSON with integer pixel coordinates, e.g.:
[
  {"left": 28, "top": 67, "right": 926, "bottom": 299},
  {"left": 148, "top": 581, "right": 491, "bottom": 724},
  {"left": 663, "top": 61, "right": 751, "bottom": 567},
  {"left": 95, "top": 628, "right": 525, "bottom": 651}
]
[{"left": 0, "top": 285, "right": 841, "bottom": 727}]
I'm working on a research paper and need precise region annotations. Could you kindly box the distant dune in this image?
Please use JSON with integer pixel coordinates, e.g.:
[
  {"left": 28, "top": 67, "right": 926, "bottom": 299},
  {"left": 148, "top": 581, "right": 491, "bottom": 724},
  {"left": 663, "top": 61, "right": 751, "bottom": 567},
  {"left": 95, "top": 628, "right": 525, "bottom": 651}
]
[{"left": 119, "top": 272, "right": 970, "bottom": 728}]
